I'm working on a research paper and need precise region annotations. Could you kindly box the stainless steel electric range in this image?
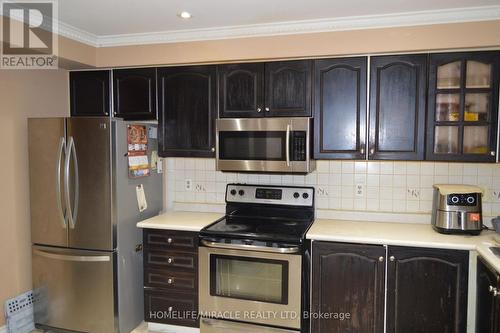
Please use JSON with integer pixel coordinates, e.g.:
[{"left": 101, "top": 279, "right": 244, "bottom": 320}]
[{"left": 198, "top": 184, "right": 315, "bottom": 333}]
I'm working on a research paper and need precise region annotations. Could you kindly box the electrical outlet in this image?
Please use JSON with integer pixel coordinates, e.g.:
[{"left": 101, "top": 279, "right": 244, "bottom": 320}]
[
  {"left": 185, "top": 179, "right": 193, "bottom": 191},
  {"left": 317, "top": 187, "right": 329, "bottom": 197},
  {"left": 355, "top": 184, "right": 364, "bottom": 197},
  {"left": 491, "top": 189, "right": 500, "bottom": 202},
  {"left": 407, "top": 187, "right": 420, "bottom": 200}
]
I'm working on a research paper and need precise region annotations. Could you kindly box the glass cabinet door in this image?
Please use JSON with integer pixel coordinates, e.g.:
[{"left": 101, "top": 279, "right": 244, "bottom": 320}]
[{"left": 427, "top": 52, "right": 499, "bottom": 162}]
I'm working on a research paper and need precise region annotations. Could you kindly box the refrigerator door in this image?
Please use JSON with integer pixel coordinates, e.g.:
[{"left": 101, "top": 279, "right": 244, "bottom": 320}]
[
  {"left": 67, "top": 118, "right": 113, "bottom": 251},
  {"left": 32, "top": 245, "right": 116, "bottom": 333},
  {"left": 28, "top": 118, "right": 68, "bottom": 247}
]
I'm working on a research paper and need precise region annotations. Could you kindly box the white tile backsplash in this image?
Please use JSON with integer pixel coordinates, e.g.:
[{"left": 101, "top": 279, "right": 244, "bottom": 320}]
[{"left": 165, "top": 158, "right": 500, "bottom": 221}]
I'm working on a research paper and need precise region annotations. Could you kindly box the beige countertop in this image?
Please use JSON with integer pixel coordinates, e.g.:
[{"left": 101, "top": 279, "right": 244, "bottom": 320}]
[
  {"left": 307, "top": 219, "right": 500, "bottom": 271},
  {"left": 136, "top": 211, "right": 223, "bottom": 231},
  {"left": 137, "top": 212, "right": 500, "bottom": 271}
]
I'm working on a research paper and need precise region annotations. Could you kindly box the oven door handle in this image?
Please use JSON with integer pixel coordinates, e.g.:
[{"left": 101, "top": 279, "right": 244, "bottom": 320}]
[{"left": 201, "top": 239, "right": 300, "bottom": 254}]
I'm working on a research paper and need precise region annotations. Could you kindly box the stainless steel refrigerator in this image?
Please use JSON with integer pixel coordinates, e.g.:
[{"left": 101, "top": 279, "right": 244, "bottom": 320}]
[{"left": 28, "top": 117, "right": 163, "bottom": 333}]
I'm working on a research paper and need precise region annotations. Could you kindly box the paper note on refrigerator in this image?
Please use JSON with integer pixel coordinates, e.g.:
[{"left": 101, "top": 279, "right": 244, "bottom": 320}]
[{"left": 136, "top": 184, "right": 148, "bottom": 212}]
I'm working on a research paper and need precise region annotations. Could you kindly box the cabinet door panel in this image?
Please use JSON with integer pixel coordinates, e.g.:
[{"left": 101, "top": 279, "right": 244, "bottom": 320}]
[
  {"left": 312, "top": 242, "right": 385, "bottom": 333},
  {"left": 314, "top": 57, "right": 367, "bottom": 159},
  {"left": 219, "top": 63, "right": 264, "bottom": 118},
  {"left": 369, "top": 55, "right": 427, "bottom": 160},
  {"left": 476, "top": 257, "right": 499, "bottom": 333},
  {"left": 113, "top": 68, "right": 157, "bottom": 120},
  {"left": 70, "top": 70, "right": 110, "bottom": 117},
  {"left": 158, "top": 66, "right": 216, "bottom": 157},
  {"left": 265, "top": 60, "right": 312, "bottom": 117},
  {"left": 426, "top": 51, "right": 500, "bottom": 162},
  {"left": 387, "top": 246, "right": 468, "bottom": 333}
]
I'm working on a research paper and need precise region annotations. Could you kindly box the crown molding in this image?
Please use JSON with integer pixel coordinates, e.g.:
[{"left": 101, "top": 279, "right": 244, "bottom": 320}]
[{"left": 54, "top": 5, "right": 500, "bottom": 47}]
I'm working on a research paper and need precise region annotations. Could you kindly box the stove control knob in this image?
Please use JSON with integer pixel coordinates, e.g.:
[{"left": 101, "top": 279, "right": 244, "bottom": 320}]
[
  {"left": 230, "top": 189, "right": 237, "bottom": 196},
  {"left": 466, "top": 196, "right": 475, "bottom": 204},
  {"left": 451, "top": 196, "right": 460, "bottom": 204},
  {"left": 302, "top": 193, "right": 309, "bottom": 199},
  {"left": 293, "top": 192, "right": 300, "bottom": 199},
  {"left": 238, "top": 190, "right": 245, "bottom": 196}
]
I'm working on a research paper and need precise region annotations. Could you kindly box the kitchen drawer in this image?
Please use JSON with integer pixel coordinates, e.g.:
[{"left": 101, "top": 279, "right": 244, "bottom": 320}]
[
  {"left": 145, "top": 249, "right": 197, "bottom": 271},
  {"left": 144, "top": 229, "right": 198, "bottom": 252},
  {"left": 144, "top": 268, "right": 197, "bottom": 292},
  {"left": 144, "top": 289, "right": 199, "bottom": 327}
]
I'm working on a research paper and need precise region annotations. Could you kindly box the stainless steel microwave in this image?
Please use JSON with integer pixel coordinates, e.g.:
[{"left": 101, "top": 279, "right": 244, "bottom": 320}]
[{"left": 216, "top": 118, "right": 315, "bottom": 173}]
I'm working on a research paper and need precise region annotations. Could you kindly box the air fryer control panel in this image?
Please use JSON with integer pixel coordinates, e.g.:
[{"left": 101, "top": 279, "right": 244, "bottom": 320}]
[{"left": 446, "top": 193, "right": 478, "bottom": 206}]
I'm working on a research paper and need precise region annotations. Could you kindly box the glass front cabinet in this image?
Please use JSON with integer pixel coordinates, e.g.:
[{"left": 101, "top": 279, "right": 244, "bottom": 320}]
[{"left": 427, "top": 52, "right": 500, "bottom": 162}]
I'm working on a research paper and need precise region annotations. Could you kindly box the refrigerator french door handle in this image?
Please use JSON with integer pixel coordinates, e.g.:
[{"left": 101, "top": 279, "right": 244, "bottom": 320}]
[
  {"left": 64, "top": 136, "right": 79, "bottom": 229},
  {"left": 56, "top": 137, "right": 67, "bottom": 228},
  {"left": 33, "top": 248, "right": 110, "bottom": 262}
]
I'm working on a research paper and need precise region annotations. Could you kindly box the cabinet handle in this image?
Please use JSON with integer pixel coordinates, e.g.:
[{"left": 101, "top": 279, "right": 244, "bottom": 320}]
[
  {"left": 167, "top": 257, "right": 174, "bottom": 264},
  {"left": 490, "top": 151, "right": 496, "bottom": 156},
  {"left": 211, "top": 147, "right": 215, "bottom": 152},
  {"left": 167, "top": 278, "right": 174, "bottom": 284},
  {"left": 265, "top": 107, "right": 270, "bottom": 112},
  {"left": 360, "top": 147, "right": 365, "bottom": 154},
  {"left": 167, "top": 238, "right": 173, "bottom": 244},
  {"left": 257, "top": 108, "right": 262, "bottom": 113},
  {"left": 389, "top": 256, "right": 395, "bottom": 261},
  {"left": 370, "top": 148, "right": 375, "bottom": 155},
  {"left": 378, "top": 256, "right": 384, "bottom": 262},
  {"left": 490, "top": 285, "right": 499, "bottom": 296}
]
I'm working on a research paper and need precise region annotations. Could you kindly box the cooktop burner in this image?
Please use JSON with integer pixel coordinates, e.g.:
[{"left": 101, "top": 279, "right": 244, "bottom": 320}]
[{"left": 199, "top": 184, "right": 315, "bottom": 244}]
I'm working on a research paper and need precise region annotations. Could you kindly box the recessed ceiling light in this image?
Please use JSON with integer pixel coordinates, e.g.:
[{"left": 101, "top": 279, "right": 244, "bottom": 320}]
[{"left": 178, "top": 11, "right": 192, "bottom": 19}]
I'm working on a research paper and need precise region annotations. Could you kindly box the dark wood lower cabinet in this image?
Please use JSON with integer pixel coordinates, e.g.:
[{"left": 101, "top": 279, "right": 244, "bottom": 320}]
[
  {"left": 312, "top": 242, "right": 469, "bottom": 333},
  {"left": 476, "top": 256, "right": 500, "bottom": 333},
  {"left": 143, "top": 229, "right": 199, "bottom": 328},
  {"left": 386, "top": 246, "right": 469, "bottom": 333},
  {"left": 312, "top": 242, "right": 386, "bottom": 333}
]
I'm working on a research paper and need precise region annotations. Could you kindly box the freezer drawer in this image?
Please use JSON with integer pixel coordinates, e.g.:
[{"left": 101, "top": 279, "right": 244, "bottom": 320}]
[
  {"left": 200, "top": 318, "right": 299, "bottom": 333},
  {"left": 32, "top": 245, "right": 116, "bottom": 333}
]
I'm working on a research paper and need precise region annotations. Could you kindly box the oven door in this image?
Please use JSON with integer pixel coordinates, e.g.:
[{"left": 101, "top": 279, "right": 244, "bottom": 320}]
[
  {"left": 199, "top": 244, "right": 302, "bottom": 329},
  {"left": 216, "top": 118, "right": 312, "bottom": 173}
]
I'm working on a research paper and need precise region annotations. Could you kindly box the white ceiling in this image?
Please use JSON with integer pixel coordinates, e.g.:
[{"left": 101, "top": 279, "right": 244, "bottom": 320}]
[{"left": 55, "top": 0, "right": 500, "bottom": 46}]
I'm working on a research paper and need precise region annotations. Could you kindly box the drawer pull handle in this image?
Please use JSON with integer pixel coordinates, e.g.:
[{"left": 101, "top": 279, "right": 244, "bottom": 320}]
[
  {"left": 389, "top": 256, "right": 395, "bottom": 261},
  {"left": 167, "top": 257, "right": 174, "bottom": 264},
  {"left": 167, "top": 238, "right": 173, "bottom": 244},
  {"left": 378, "top": 256, "right": 384, "bottom": 262},
  {"left": 167, "top": 278, "right": 174, "bottom": 284}
]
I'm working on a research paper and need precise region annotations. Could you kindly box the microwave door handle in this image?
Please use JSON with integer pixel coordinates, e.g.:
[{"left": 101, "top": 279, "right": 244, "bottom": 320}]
[{"left": 286, "top": 124, "right": 291, "bottom": 167}]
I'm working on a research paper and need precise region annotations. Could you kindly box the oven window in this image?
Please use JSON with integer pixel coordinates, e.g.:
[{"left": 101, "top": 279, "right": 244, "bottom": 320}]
[
  {"left": 218, "top": 131, "right": 286, "bottom": 160},
  {"left": 210, "top": 255, "right": 288, "bottom": 304}
]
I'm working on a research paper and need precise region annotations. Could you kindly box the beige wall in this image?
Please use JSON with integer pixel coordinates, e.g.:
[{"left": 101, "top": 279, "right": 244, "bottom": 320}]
[
  {"left": 95, "top": 20, "right": 500, "bottom": 68},
  {"left": 0, "top": 69, "right": 69, "bottom": 325}
]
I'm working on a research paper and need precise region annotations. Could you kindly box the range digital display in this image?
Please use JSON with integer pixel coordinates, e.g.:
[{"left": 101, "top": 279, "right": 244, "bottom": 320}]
[{"left": 255, "top": 188, "right": 282, "bottom": 200}]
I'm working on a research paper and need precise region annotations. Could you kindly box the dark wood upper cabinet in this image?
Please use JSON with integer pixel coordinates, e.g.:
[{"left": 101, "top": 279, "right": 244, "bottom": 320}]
[
  {"left": 218, "top": 63, "right": 265, "bottom": 118},
  {"left": 70, "top": 70, "right": 110, "bottom": 117},
  {"left": 476, "top": 256, "right": 500, "bottom": 333},
  {"left": 157, "top": 65, "right": 216, "bottom": 157},
  {"left": 218, "top": 60, "right": 312, "bottom": 118},
  {"left": 426, "top": 52, "right": 500, "bottom": 162},
  {"left": 369, "top": 55, "right": 427, "bottom": 160},
  {"left": 387, "top": 246, "right": 469, "bottom": 333},
  {"left": 312, "top": 242, "right": 385, "bottom": 333},
  {"left": 265, "top": 60, "right": 312, "bottom": 117},
  {"left": 314, "top": 57, "right": 367, "bottom": 159},
  {"left": 113, "top": 68, "right": 157, "bottom": 120}
]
